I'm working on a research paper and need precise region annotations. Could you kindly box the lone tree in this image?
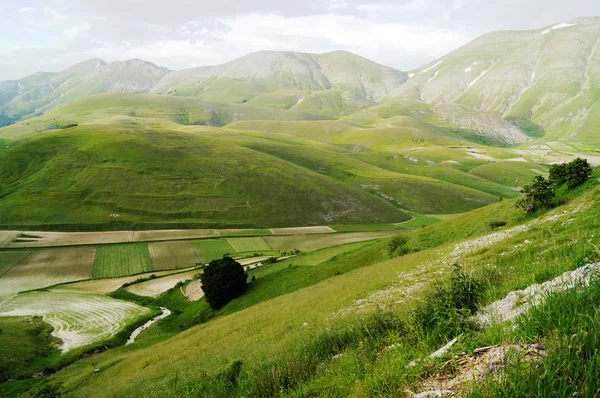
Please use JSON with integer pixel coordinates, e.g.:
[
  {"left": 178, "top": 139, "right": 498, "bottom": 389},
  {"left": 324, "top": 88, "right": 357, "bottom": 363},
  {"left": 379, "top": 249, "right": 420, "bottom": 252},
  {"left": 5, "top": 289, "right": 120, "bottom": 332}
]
[
  {"left": 517, "top": 175, "right": 555, "bottom": 213},
  {"left": 201, "top": 256, "right": 248, "bottom": 310},
  {"left": 566, "top": 158, "right": 593, "bottom": 189},
  {"left": 549, "top": 162, "right": 568, "bottom": 186}
]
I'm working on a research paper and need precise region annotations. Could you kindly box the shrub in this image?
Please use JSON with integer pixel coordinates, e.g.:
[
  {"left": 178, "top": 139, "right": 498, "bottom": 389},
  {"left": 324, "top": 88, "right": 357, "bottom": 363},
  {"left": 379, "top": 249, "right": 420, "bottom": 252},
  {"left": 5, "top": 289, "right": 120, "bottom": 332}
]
[
  {"left": 411, "top": 265, "right": 483, "bottom": 340},
  {"left": 488, "top": 220, "right": 507, "bottom": 229},
  {"left": 516, "top": 176, "right": 555, "bottom": 213},
  {"left": 200, "top": 256, "right": 247, "bottom": 310},
  {"left": 566, "top": 157, "right": 593, "bottom": 188},
  {"left": 388, "top": 234, "right": 409, "bottom": 257},
  {"left": 217, "top": 360, "right": 243, "bottom": 389}
]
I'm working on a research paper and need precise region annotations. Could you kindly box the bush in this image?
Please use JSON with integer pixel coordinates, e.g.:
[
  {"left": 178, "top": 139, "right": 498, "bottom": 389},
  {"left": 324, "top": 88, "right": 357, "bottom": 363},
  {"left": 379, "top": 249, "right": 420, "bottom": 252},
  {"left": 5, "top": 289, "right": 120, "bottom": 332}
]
[
  {"left": 411, "top": 265, "right": 483, "bottom": 340},
  {"left": 200, "top": 256, "right": 247, "bottom": 310},
  {"left": 488, "top": 220, "right": 507, "bottom": 229},
  {"left": 516, "top": 176, "right": 555, "bottom": 213},
  {"left": 388, "top": 234, "right": 409, "bottom": 257},
  {"left": 566, "top": 157, "right": 593, "bottom": 188}
]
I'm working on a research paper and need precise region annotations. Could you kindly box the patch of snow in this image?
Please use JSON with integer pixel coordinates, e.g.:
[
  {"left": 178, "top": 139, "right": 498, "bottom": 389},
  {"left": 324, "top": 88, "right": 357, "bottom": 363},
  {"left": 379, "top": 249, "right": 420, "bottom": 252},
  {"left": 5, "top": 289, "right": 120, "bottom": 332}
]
[
  {"left": 467, "top": 65, "right": 494, "bottom": 88},
  {"left": 408, "top": 72, "right": 415, "bottom": 79},
  {"left": 541, "top": 29, "right": 551, "bottom": 35},
  {"left": 505, "top": 157, "right": 528, "bottom": 162},
  {"left": 421, "top": 60, "right": 443, "bottom": 73},
  {"left": 295, "top": 96, "right": 306, "bottom": 106},
  {"left": 427, "top": 70, "right": 439, "bottom": 84},
  {"left": 552, "top": 22, "right": 578, "bottom": 30},
  {"left": 464, "top": 67, "right": 472, "bottom": 73}
]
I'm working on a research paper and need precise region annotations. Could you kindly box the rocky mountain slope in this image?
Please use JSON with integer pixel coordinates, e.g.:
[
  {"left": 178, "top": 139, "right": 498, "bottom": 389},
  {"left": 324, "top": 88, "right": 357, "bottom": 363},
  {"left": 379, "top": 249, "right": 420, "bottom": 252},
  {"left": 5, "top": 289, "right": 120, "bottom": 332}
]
[{"left": 389, "top": 17, "right": 600, "bottom": 144}]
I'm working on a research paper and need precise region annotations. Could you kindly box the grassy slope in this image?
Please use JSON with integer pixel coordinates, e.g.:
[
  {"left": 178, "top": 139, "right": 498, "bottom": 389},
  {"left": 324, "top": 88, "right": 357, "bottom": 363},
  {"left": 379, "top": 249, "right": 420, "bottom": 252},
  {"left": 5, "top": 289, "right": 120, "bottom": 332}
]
[
  {"left": 0, "top": 124, "right": 408, "bottom": 229},
  {"left": 43, "top": 172, "right": 600, "bottom": 397}
]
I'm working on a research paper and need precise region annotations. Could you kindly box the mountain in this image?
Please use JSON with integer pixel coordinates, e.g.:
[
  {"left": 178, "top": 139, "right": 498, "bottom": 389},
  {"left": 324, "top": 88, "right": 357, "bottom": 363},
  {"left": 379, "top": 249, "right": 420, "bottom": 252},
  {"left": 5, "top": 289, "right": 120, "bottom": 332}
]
[
  {"left": 388, "top": 17, "right": 600, "bottom": 146},
  {"left": 151, "top": 50, "right": 408, "bottom": 102},
  {"left": 0, "top": 59, "right": 170, "bottom": 125}
]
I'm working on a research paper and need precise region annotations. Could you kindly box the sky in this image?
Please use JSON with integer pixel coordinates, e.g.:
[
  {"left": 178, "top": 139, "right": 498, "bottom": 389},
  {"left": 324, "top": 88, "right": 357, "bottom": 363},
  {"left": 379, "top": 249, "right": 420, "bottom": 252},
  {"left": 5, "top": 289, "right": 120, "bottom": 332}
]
[{"left": 1, "top": 0, "right": 599, "bottom": 80}]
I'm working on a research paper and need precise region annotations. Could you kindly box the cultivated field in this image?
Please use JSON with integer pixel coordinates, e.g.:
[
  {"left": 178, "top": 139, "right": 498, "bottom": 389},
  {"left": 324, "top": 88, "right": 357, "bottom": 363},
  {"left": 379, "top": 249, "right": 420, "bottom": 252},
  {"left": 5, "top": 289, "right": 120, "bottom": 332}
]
[
  {"left": 183, "top": 280, "right": 204, "bottom": 301},
  {"left": 2, "top": 230, "right": 135, "bottom": 248},
  {"left": 134, "top": 229, "right": 218, "bottom": 242},
  {"left": 0, "top": 251, "right": 30, "bottom": 275},
  {"left": 93, "top": 243, "right": 152, "bottom": 278},
  {"left": 191, "top": 240, "right": 235, "bottom": 263},
  {"left": 0, "top": 291, "right": 150, "bottom": 352},
  {"left": 0, "top": 248, "right": 95, "bottom": 301},
  {"left": 217, "top": 229, "right": 272, "bottom": 237},
  {"left": 227, "top": 237, "right": 271, "bottom": 252},
  {"left": 268, "top": 226, "right": 335, "bottom": 235},
  {"left": 148, "top": 241, "right": 199, "bottom": 270},
  {"left": 53, "top": 268, "right": 193, "bottom": 294},
  {"left": 263, "top": 231, "right": 398, "bottom": 251},
  {"left": 126, "top": 270, "right": 200, "bottom": 297}
]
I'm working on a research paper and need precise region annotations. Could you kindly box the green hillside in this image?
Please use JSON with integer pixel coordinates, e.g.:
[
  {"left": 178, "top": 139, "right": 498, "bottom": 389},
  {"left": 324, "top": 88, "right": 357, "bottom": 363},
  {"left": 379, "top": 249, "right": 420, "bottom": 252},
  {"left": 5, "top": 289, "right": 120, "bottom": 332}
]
[
  {"left": 0, "top": 123, "right": 410, "bottom": 229},
  {"left": 11, "top": 167, "right": 595, "bottom": 398}
]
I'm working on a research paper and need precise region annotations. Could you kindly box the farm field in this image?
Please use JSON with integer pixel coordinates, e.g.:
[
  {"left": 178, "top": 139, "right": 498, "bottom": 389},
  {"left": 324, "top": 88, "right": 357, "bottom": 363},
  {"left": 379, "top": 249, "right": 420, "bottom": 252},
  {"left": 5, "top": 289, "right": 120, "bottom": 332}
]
[
  {"left": 53, "top": 268, "right": 193, "bottom": 294},
  {"left": 1, "top": 230, "right": 135, "bottom": 248},
  {"left": 0, "top": 248, "right": 95, "bottom": 301},
  {"left": 0, "top": 251, "right": 30, "bottom": 276},
  {"left": 226, "top": 237, "right": 271, "bottom": 252},
  {"left": 93, "top": 243, "right": 152, "bottom": 278},
  {"left": 0, "top": 291, "right": 151, "bottom": 352},
  {"left": 217, "top": 229, "right": 272, "bottom": 237},
  {"left": 148, "top": 241, "right": 199, "bottom": 270},
  {"left": 134, "top": 229, "right": 218, "bottom": 242},
  {"left": 126, "top": 270, "right": 200, "bottom": 297},
  {"left": 191, "top": 240, "right": 236, "bottom": 263},
  {"left": 183, "top": 280, "right": 204, "bottom": 301},
  {"left": 268, "top": 226, "right": 335, "bottom": 235},
  {"left": 263, "top": 231, "right": 397, "bottom": 251}
]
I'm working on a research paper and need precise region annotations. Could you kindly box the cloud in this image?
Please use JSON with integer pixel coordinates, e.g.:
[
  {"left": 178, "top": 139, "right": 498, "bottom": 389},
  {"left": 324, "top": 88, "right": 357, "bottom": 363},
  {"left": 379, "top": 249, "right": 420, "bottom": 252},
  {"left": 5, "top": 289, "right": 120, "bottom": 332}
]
[{"left": 0, "top": 0, "right": 599, "bottom": 80}]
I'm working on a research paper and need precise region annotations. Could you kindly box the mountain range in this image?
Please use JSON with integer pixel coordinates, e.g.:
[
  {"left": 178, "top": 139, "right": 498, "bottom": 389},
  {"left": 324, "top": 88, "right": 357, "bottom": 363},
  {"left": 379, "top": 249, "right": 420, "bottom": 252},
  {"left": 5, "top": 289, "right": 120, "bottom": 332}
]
[
  {"left": 2, "top": 17, "right": 600, "bottom": 147},
  {"left": 0, "top": 17, "right": 599, "bottom": 230}
]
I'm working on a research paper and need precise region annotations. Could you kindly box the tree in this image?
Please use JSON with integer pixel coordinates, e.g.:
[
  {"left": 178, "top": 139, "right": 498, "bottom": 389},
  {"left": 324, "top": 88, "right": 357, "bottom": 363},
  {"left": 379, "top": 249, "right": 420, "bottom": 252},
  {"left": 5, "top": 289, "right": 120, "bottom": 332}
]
[
  {"left": 200, "top": 256, "right": 247, "bottom": 310},
  {"left": 388, "top": 234, "right": 409, "bottom": 257},
  {"left": 566, "top": 158, "right": 593, "bottom": 189},
  {"left": 516, "top": 176, "right": 555, "bottom": 213},
  {"left": 549, "top": 162, "right": 568, "bottom": 186}
]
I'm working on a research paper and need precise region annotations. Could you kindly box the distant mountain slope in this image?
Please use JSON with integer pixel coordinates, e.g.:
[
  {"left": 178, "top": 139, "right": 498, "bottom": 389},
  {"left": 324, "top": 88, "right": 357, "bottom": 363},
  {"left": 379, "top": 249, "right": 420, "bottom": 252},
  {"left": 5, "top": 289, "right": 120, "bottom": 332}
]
[
  {"left": 0, "top": 59, "right": 170, "bottom": 125},
  {"left": 388, "top": 17, "right": 600, "bottom": 144},
  {"left": 151, "top": 51, "right": 408, "bottom": 102}
]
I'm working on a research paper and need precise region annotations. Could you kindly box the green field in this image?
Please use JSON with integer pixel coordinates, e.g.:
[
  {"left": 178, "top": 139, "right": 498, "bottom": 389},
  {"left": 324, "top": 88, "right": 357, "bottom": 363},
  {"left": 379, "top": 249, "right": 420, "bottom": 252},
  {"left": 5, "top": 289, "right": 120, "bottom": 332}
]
[
  {"left": 218, "top": 229, "right": 272, "bottom": 237},
  {"left": 93, "top": 243, "right": 152, "bottom": 278},
  {"left": 0, "top": 251, "right": 30, "bottom": 276},
  {"left": 226, "top": 237, "right": 271, "bottom": 252},
  {"left": 191, "top": 240, "right": 236, "bottom": 263},
  {"left": 148, "top": 241, "right": 199, "bottom": 270},
  {"left": 0, "top": 316, "right": 59, "bottom": 388}
]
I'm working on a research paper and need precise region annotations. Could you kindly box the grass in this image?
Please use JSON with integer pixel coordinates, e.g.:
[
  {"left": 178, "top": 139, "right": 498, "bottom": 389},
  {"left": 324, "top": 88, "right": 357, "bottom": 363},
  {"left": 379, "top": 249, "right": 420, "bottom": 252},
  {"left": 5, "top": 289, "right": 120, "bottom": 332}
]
[
  {"left": 226, "top": 237, "right": 271, "bottom": 252},
  {"left": 0, "top": 251, "right": 30, "bottom": 276},
  {"left": 148, "top": 241, "right": 199, "bottom": 270},
  {"left": 126, "top": 270, "right": 200, "bottom": 297},
  {"left": 191, "top": 240, "right": 236, "bottom": 263},
  {"left": 38, "top": 175, "right": 599, "bottom": 397},
  {"left": 93, "top": 243, "right": 152, "bottom": 278}
]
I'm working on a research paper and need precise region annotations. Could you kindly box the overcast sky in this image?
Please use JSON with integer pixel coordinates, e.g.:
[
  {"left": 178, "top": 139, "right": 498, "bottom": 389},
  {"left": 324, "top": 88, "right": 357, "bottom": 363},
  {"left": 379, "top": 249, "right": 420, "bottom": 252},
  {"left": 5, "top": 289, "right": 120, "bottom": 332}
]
[{"left": 1, "top": 0, "right": 599, "bottom": 80}]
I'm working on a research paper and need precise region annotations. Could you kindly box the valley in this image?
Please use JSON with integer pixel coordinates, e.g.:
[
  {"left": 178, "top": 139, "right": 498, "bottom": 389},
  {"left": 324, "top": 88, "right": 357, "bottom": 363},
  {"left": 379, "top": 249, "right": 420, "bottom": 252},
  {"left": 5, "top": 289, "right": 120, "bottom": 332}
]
[{"left": 0, "top": 15, "right": 599, "bottom": 398}]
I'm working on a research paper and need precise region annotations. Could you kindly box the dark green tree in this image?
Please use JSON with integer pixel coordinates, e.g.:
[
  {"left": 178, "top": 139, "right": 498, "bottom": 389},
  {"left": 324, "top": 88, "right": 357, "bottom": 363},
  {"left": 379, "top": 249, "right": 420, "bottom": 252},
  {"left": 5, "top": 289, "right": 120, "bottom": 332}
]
[
  {"left": 516, "top": 176, "right": 555, "bottom": 213},
  {"left": 549, "top": 162, "right": 568, "bottom": 186},
  {"left": 566, "top": 157, "right": 593, "bottom": 189},
  {"left": 200, "top": 256, "right": 247, "bottom": 310}
]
